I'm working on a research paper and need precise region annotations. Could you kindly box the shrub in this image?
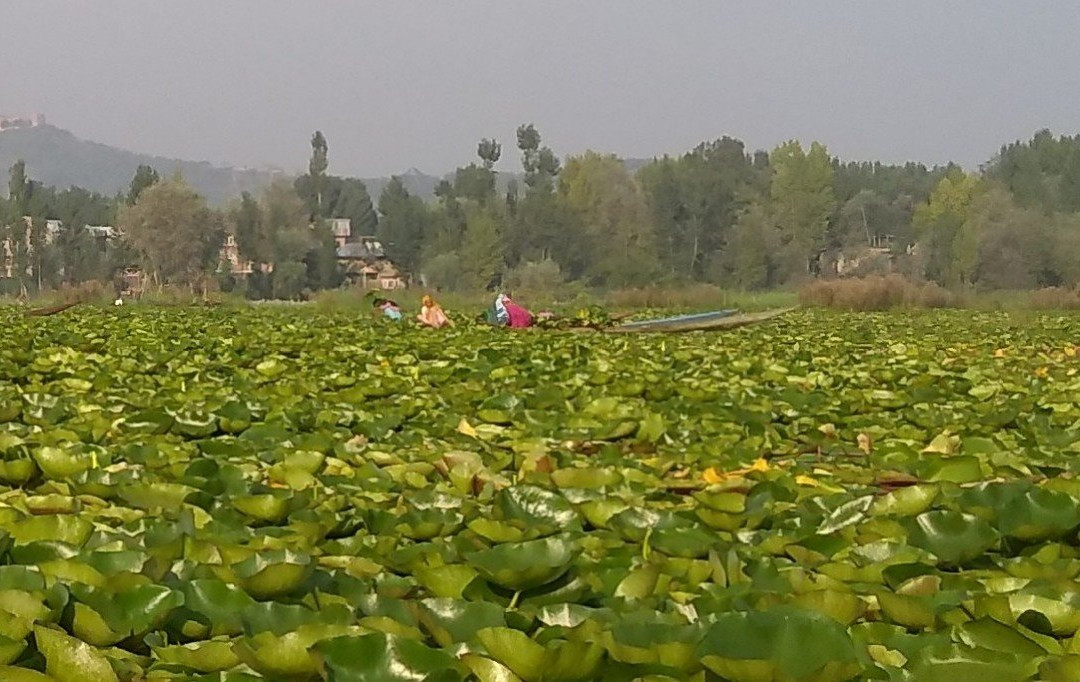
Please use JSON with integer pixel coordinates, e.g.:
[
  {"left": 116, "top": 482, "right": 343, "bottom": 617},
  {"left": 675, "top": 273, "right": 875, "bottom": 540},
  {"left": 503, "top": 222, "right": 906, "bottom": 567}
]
[
  {"left": 1028, "top": 287, "right": 1080, "bottom": 310},
  {"left": 799, "top": 275, "right": 955, "bottom": 311},
  {"left": 607, "top": 283, "right": 727, "bottom": 310},
  {"left": 504, "top": 259, "right": 563, "bottom": 298},
  {"left": 422, "top": 252, "right": 467, "bottom": 292}
]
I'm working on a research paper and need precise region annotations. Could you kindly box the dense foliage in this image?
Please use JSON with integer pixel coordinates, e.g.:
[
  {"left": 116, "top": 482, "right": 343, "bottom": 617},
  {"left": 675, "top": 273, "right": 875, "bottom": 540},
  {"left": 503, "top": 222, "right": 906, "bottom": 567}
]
[
  {"left": 2, "top": 307, "right": 1080, "bottom": 678},
  {"left": 7, "top": 128, "right": 1080, "bottom": 298}
]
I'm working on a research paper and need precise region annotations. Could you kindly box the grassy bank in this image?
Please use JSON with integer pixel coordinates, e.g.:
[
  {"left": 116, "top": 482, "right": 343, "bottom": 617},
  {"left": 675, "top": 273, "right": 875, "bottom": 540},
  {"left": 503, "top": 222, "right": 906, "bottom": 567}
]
[{"left": 16, "top": 277, "right": 1080, "bottom": 318}]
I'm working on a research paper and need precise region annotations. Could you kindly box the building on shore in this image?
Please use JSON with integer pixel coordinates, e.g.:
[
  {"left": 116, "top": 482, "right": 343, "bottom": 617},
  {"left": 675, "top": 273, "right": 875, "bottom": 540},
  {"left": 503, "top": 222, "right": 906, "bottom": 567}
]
[{"left": 0, "top": 114, "right": 46, "bottom": 133}]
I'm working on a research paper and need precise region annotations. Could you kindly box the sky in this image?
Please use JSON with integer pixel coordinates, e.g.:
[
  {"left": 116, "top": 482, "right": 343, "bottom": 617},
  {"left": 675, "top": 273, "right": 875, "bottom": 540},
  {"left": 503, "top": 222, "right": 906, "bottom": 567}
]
[{"left": 3, "top": 1, "right": 1079, "bottom": 178}]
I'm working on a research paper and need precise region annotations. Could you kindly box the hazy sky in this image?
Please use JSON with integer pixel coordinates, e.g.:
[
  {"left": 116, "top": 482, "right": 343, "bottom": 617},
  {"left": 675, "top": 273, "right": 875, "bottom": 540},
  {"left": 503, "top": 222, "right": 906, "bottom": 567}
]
[{"left": 3, "top": 2, "right": 1079, "bottom": 177}]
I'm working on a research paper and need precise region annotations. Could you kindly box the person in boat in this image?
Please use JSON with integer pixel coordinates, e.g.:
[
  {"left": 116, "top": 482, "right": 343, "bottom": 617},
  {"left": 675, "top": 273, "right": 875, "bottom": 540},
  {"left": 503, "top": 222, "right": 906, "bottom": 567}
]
[
  {"left": 491, "top": 292, "right": 533, "bottom": 328},
  {"left": 417, "top": 295, "right": 452, "bottom": 328},
  {"left": 372, "top": 297, "right": 403, "bottom": 321}
]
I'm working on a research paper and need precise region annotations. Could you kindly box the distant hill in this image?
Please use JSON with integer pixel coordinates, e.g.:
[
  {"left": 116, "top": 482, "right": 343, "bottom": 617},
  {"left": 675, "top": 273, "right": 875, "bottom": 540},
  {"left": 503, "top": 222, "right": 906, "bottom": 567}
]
[
  {"left": 0, "top": 124, "right": 660, "bottom": 207},
  {"left": 0, "top": 125, "right": 292, "bottom": 205}
]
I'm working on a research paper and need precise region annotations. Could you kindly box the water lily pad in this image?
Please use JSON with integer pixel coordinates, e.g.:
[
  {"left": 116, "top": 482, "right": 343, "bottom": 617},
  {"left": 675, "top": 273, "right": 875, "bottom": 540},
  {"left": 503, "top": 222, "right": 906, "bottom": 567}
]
[
  {"left": 315, "top": 632, "right": 464, "bottom": 681},
  {"left": 34, "top": 625, "right": 119, "bottom": 682},
  {"left": 467, "top": 535, "right": 580, "bottom": 591},
  {"left": 906, "top": 511, "right": 998, "bottom": 566},
  {"left": 697, "top": 607, "right": 862, "bottom": 681}
]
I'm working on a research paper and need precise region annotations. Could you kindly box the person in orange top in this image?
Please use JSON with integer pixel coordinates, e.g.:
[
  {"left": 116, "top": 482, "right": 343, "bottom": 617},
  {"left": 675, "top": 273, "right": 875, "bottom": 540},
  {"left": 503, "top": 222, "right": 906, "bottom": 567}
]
[{"left": 417, "top": 295, "right": 452, "bottom": 328}]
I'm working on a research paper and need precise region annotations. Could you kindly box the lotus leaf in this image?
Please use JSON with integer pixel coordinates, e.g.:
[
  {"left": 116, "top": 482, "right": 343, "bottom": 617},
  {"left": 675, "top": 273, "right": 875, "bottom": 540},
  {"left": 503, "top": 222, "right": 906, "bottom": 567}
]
[
  {"left": 6, "top": 306, "right": 1080, "bottom": 678},
  {"left": 467, "top": 535, "right": 580, "bottom": 591},
  {"left": 34, "top": 625, "right": 119, "bottom": 682},
  {"left": 906, "top": 511, "right": 998, "bottom": 566},
  {"left": 698, "top": 607, "right": 862, "bottom": 681},
  {"left": 315, "top": 632, "right": 464, "bottom": 681}
]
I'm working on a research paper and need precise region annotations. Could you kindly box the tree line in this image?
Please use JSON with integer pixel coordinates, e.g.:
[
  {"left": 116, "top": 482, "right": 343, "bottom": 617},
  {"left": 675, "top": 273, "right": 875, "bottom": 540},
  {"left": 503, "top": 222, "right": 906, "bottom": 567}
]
[{"left": 4, "top": 126, "right": 1080, "bottom": 298}]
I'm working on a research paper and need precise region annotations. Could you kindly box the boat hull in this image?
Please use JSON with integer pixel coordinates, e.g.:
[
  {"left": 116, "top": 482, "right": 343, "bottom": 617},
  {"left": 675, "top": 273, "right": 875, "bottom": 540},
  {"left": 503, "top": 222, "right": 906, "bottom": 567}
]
[{"left": 608, "top": 307, "right": 795, "bottom": 334}]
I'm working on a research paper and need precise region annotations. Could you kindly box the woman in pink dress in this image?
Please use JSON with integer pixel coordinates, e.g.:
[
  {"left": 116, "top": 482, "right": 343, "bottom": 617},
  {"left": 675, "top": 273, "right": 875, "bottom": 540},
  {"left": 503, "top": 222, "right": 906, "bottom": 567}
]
[{"left": 495, "top": 293, "right": 533, "bottom": 328}]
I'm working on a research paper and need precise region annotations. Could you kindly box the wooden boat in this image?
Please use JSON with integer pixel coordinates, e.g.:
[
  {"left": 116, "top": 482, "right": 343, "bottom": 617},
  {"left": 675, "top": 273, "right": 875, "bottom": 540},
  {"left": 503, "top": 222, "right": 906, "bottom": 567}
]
[
  {"left": 610, "top": 308, "right": 738, "bottom": 333},
  {"left": 607, "top": 307, "right": 795, "bottom": 334},
  {"left": 25, "top": 301, "right": 82, "bottom": 317}
]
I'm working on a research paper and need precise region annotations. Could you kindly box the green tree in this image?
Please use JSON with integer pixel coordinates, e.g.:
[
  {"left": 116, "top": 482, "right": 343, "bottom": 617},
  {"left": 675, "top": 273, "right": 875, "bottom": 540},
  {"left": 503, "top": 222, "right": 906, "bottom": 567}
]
[
  {"left": 118, "top": 179, "right": 224, "bottom": 289},
  {"left": 273, "top": 261, "right": 308, "bottom": 301},
  {"left": 232, "top": 192, "right": 267, "bottom": 264},
  {"left": 517, "top": 124, "right": 560, "bottom": 191},
  {"left": 770, "top": 141, "right": 836, "bottom": 276},
  {"left": 460, "top": 206, "right": 504, "bottom": 290},
  {"left": 559, "top": 152, "right": 657, "bottom": 286},
  {"left": 987, "top": 129, "right": 1080, "bottom": 213},
  {"left": 425, "top": 182, "right": 467, "bottom": 260},
  {"left": 963, "top": 186, "right": 1044, "bottom": 290},
  {"left": 377, "top": 177, "right": 428, "bottom": 273},
  {"left": 422, "top": 251, "right": 465, "bottom": 291},
  {"left": 638, "top": 137, "right": 762, "bottom": 280},
  {"left": 638, "top": 157, "right": 688, "bottom": 277},
  {"left": 261, "top": 182, "right": 310, "bottom": 262},
  {"left": 455, "top": 138, "right": 502, "bottom": 205},
  {"left": 912, "top": 170, "right": 985, "bottom": 285},
  {"left": 28, "top": 217, "right": 49, "bottom": 292},
  {"left": 506, "top": 124, "right": 577, "bottom": 272},
  {"left": 478, "top": 138, "right": 501, "bottom": 169},
  {"left": 720, "top": 203, "right": 776, "bottom": 290},
  {"left": 230, "top": 180, "right": 327, "bottom": 299},
  {"left": 8, "top": 218, "right": 30, "bottom": 295},
  {"left": 8, "top": 161, "right": 28, "bottom": 214},
  {"left": 836, "top": 189, "right": 890, "bottom": 248},
  {"left": 304, "top": 222, "right": 342, "bottom": 292},
  {"left": 127, "top": 165, "right": 160, "bottom": 206},
  {"left": 308, "top": 130, "right": 329, "bottom": 217},
  {"left": 454, "top": 164, "right": 496, "bottom": 204},
  {"left": 331, "top": 179, "right": 378, "bottom": 237}
]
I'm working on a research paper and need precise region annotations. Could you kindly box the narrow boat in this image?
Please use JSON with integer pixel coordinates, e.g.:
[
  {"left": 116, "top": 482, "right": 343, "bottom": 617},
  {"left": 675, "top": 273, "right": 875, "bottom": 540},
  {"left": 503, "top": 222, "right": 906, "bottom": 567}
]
[
  {"left": 607, "top": 307, "right": 795, "bottom": 334},
  {"left": 610, "top": 308, "right": 738, "bottom": 333},
  {"left": 25, "top": 301, "right": 82, "bottom": 317}
]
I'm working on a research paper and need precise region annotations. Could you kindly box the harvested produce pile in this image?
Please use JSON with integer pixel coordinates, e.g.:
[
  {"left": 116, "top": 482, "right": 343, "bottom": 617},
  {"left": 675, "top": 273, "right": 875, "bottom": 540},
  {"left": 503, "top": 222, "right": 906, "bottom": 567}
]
[{"left": 3, "top": 307, "right": 1080, "bottom": 680}]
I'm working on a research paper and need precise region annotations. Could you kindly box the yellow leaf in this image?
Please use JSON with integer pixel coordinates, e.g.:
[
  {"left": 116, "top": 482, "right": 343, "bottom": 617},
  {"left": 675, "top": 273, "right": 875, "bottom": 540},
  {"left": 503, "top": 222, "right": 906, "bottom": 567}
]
[
  {"left": 868, "top": 644, "right": 907, "bottom": 668},
  {"left": 750, "top": 458, "right": 770, "bottom": 473},
  {"left": 457, "top": 419, "right": 478, "bottom": 438},
  {"left": 703, "top": 467, "right": 727, "bottom": 485},
  {"left": 993, "top": 348, "right": 1007, "bottom": 359},
  {"left": 857, "top": 433, "right": 872, "bottom": 454},
  {"left": 921, "top": 431, "right": 956, "bottom": 454},
  {"left": 818, "top": 423, "right": 837, "bottom": 438},
  {"left": 795, "top": 474, "right": 821, "bottom": 487},
  {"left": 1066, "top": 346, "right": 1077, "bottom": 358}
]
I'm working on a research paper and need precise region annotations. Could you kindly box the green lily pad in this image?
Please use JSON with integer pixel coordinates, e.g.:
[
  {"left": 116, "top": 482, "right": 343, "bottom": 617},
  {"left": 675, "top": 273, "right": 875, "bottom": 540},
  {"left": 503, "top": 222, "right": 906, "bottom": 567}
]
[
  {"left": 467, "top": 535, "right": 580, "bottom": 591},
  {"left": 906, "top": 511, "right": 998, "bottom": 567},
  {"left": 697, "top": 607, "right": 862, "bottom": 681},
  {"left": 34, "top": 625, "right": 119, "bottom": 682},
  {"left": 315, "top": 632, "right": 464, "bottom": 681}
]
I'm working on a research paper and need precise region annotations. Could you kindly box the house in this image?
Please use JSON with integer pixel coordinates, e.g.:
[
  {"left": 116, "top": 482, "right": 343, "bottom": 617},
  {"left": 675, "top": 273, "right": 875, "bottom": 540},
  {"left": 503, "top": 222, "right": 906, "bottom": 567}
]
[
  {"left": 336, "top": 236, "right": 407, "bottom": 290},
  {"left": 329, "top": 218, "right": 408, "bottom": 290},
  {"left": 1, "top": 217, "right": 63, "bottom": 279},
  {"left": 0, "top": 114, "right": 45, "bottom": 133},
  {"left": 374, "top": 263, "right": 407, "bottom": 290},
  {"left": 811, "top": 234, "right": 905, "bottom": 279},
  {"left": 327, "top": 219, "right": 352, "bottom": 249},
  {"left": 45, "top": 220, "right": 62, "bottom": 243},
  {"left": 1, "top": 236, "right": 14, "bottom": 279},
  {"left": 221, "top": 234, "right": 255, "bottom": 276},
  {"left": 85, "top": 225, "right": 116, "bottom": 240},
  {"left": 118, "top": 267, "right": 145, "bottom": 297}
]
